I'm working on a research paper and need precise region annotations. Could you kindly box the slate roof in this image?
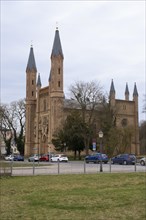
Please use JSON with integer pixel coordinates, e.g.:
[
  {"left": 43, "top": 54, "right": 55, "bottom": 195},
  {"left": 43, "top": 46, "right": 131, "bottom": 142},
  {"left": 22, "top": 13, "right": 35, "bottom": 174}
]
[
  {"left": 37, "top": 73, "right": 42, "bottom": 87},
  {"left": 133, "top": 83, "right": 138, "bottom": 96},
  {"left": 110, "top": 79, "right": 115, "bottom": 94},
  {"left": 125, "top": 83, "right": 129, "bottom": 95},
  {"left": 26, "top": 46, "right": 37, "bottom": 72},
  {"left": 51, "top": 28, "right": 64, "bottom": 58},
  {"left": 64, "top": 99, "right": 103, "bottom": 110}
]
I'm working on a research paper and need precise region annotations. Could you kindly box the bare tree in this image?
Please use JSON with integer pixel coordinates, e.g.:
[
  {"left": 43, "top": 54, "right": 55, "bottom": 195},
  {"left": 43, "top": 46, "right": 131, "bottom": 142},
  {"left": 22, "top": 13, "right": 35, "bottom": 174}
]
[
  {"left": 69, "top": 81, "right": 105, "bottom": 155},
  {"left": 0, "top": 99, "right": 25, "bottom": 155}
]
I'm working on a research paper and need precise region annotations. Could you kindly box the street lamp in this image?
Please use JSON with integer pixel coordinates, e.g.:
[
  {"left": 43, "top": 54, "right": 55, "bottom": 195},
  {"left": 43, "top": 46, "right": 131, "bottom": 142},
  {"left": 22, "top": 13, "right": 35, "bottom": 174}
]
[{"left": 98, "top": 130, "right": 103, "bottom": 172}]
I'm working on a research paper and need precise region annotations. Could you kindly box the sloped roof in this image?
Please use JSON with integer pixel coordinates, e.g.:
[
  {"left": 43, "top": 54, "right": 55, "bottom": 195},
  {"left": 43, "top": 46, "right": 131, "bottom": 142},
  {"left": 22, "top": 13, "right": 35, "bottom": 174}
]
[
  {"left": 64, "top": 99, "right": 103, "bottom": 111},
  {"left": 51, "top": 28, "right": 64, "bottom": 58},
  {"left": 125, "top": 83, "right": 129, "bottom": 95},
  {"left": 37, "top": 73, "right": 42, "bottom": 87},
  {"left": 110, "top": 79, "right": 115, "bottom": 94},
  {"left": 133, "top": 83, "right": 138, "bottom": 96},
  {"left": 26, "top": 46, "right": 37, "bottom": 72}
]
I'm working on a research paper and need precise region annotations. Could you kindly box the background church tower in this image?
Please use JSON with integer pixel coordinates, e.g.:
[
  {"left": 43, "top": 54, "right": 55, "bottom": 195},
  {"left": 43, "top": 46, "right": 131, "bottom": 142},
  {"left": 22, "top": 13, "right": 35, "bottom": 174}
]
[
  {"left": 109, "top": 79, "right": 116, "bottom": 109},
  {"left": 49, "top": 27, "right": 64, "bottom": 138},
  {"left": 25, "top": 46, "right": 37, "bottom": 156},
  {"left": 133, "top": 82, "right": 140, "bottom": 154}
]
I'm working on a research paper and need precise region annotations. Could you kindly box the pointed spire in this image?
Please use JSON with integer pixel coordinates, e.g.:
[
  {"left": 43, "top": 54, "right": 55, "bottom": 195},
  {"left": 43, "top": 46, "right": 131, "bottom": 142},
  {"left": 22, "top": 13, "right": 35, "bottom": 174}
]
[
  {"left": 51, "top": 28, "right": 64, "bottom": 58},
  {"left": 110, "top": 79, "right": 115, "bottom": 95},
  {"left": 48, "top": 70, "right": 51, "bottom": 82},
  {"left": 26, "top": 46, "right": 37, "bottom": 72},
  {"left": 125, "top": 83, "right": 129, "bottom": 101},
  {"left": 125, "top": 83, "right": 129, "bottom": 95},
  {"left": 37, "top": 73, "right": 42, "bottom": 87},
  {"left": 133, "top": 82, "right": 138, "bottom": 96}
]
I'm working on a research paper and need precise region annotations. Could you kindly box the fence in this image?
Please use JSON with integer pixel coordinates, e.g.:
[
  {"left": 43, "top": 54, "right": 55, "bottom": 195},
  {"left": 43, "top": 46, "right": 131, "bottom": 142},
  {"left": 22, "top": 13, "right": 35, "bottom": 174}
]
[{"left": 1, "top": 159, "right": 145, "bottom": 176}]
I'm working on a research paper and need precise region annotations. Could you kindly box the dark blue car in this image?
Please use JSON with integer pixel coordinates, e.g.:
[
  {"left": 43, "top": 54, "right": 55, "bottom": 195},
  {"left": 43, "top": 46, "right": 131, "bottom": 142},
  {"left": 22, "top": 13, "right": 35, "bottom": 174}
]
[
  {"left": 85, "top": 153, "right": 108, "bottom": 164},
  {"left": 111, "top": 154, "right": 136, "bottom": 165},
  {"left": 13, "top": 155, "right": 24, "bottom": 161}
]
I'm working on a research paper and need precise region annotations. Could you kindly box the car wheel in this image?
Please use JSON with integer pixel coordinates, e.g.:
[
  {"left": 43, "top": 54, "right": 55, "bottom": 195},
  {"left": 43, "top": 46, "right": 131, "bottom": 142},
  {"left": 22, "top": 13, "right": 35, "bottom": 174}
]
[
  {"left": 140, "top": 160, "right": 145, "bottom": 166},
  {"left": 28, "top": 159, "right": 30, "bottom": 162},
  {"left": 123, "top": 160, "right": 127, "bottom": 165}
]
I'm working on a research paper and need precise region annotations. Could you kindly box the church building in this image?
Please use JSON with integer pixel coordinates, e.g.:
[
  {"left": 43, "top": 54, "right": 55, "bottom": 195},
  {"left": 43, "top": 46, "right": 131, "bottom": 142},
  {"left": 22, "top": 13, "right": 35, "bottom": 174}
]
[{"left": 25, "top": 27, "right": 140, "bottom": 156}]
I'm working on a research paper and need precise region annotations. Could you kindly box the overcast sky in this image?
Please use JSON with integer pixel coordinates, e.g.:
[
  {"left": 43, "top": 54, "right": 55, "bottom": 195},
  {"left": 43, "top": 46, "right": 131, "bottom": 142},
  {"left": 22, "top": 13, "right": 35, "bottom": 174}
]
[{"left": 1, "top": 0, "right": 145, "bottom": 122}]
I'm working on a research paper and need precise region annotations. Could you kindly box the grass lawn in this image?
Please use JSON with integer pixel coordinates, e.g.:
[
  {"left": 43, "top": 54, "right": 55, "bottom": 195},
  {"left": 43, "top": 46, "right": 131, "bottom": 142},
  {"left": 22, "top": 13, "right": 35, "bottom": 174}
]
[{"left": 0, "top": 173, "right": 146, "bottom": 220}]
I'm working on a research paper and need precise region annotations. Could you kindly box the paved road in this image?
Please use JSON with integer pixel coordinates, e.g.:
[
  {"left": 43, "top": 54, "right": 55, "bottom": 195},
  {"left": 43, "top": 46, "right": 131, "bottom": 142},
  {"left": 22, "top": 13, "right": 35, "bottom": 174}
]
[{"left": 4, "top": 161, "right": 145, "bottom": 176}]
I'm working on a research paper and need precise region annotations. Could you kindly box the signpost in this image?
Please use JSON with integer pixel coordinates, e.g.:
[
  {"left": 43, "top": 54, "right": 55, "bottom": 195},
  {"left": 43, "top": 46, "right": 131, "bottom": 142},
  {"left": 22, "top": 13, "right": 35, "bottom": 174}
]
[{"left": 92, "top": 141, "right": 96, "bottom": 151}]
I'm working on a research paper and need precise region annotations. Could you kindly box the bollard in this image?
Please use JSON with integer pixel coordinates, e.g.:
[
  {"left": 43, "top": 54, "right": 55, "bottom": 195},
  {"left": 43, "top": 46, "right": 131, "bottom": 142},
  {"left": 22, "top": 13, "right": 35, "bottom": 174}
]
[
  {"left": 10, "top": 160, "right": 13, "bottom": 176},
  {"left": 33, "top": 160, "right": 35, "bottom": 175},
  {"left": 58, "top": 160, "right": 60, "bottom": 174},
  {"left": 109, "top": 158, "right": 111, "bottom": 173},
  {"left": 84, "top": 159, "right": 86, "bottom": 174},
  {"left": 134, "top": 159, "right": 137, "bottom": 172}
]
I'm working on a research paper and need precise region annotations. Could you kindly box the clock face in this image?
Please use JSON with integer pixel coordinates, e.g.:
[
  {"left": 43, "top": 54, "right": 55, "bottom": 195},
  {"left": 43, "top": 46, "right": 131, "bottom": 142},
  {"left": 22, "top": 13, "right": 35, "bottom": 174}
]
[{"left": 121, "top": 118, "right": 127, "bottom": 127}]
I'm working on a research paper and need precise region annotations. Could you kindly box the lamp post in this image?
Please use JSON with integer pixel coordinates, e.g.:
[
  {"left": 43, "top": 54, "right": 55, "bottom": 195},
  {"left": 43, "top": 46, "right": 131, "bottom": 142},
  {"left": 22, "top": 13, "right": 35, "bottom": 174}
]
[
  {"left": 98, "top": 130, "right": 103, "bottom": 172},
  {"left": 64, "top": 143, "right": 66, "bottom": 152}
]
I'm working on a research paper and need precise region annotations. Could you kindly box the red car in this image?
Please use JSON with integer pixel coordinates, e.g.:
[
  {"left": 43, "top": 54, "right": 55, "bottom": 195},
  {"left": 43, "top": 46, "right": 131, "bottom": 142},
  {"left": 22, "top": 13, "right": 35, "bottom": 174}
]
[{"left": 39, "top": 154, "right": 49, "bottom": 162}]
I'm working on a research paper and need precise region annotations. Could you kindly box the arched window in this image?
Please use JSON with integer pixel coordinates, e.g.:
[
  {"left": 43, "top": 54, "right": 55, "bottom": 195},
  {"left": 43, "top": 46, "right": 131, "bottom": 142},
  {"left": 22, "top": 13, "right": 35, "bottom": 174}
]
[{"left": 121, "top": 118, "right": 128, "bottom": 127}]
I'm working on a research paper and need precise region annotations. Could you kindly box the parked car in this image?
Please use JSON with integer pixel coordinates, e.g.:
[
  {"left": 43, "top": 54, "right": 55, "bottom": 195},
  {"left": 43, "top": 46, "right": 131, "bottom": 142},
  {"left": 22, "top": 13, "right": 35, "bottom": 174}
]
[
  {"left": 4, "top": 154, "right": 14, "bottom": 161},
  {"left": 51, "top": 154, "right": 68, "bottom": 162},
  {"left": 139, "top": 157, "right": 146, "bottom": 166},
  {"left": 28, "top": 154, "right": 40, "bottom": 162},
  {"left": 39, "top": 154, "right": 49, "bottom": 162},
  {"left": 85, "top": 153, "right": 109, "bottom": 164},
  {"left": 13, "top": 155, "right": 24, "bottom": 161},
  {"left": 111, "top": 154, "right": 136, "bottom": 165}
]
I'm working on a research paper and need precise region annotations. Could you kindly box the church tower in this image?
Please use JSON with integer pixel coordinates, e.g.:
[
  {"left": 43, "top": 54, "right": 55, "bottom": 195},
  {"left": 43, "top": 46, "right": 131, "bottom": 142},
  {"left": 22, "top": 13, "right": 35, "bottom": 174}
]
[
  {"left": 25, "top": 46, "right": 37, "bottom": 156},
  {"left": 109, "top": 79, "right": 116, "bottom": 109},
  {"left": 49, "top": 27, "right": 64, "bottom": 138},
  {"left": 125, "top": 83, "right": 129, "bottom": 101},
  {"left": 133, "top": 83, "right": 140, "bottom": 154}
]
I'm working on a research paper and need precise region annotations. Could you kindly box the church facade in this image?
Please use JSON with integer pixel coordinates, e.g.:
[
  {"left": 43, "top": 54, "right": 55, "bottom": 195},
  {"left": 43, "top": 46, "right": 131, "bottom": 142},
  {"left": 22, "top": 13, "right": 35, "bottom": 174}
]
[{"left": 24, "top": 28, "right": 140, "bottom": 156}]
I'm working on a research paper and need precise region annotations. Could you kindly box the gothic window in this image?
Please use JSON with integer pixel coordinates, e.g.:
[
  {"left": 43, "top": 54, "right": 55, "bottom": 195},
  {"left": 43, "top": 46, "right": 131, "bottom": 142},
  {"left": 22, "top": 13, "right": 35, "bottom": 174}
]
[
  {"left": 32, "top": 80, "right": 34, "bottom": 85},
  {"left": 123, "top": 105, "right": 126, "bottom": 110},
  {"left": 32, "top": 91, "right": 34, "bottom": 96},
  {"left": 121, "top": 118, "right": 128, "bottom": 127},
  {"left": 58, "top": 81, "right": 60, "bottom": 87},
  {"left": 58, "top": 68, "right": 60, "bottom": 74}
]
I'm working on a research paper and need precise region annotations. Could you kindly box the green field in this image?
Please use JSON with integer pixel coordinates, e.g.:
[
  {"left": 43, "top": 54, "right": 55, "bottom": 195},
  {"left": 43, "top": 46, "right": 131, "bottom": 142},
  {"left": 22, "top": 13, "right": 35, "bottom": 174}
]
[{"left": 0, "top": 173, "right": 146, "bottom": 220}]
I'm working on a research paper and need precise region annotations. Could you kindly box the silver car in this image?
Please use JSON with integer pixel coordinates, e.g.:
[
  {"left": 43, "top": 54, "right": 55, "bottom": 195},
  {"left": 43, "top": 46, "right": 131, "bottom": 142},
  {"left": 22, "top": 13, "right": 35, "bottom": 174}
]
[
  {"left": 139, "top": 157, "right": 146, "bottom": 166},
  {"left": 28, "top": 154, "right": 40, "bottom": 162}
]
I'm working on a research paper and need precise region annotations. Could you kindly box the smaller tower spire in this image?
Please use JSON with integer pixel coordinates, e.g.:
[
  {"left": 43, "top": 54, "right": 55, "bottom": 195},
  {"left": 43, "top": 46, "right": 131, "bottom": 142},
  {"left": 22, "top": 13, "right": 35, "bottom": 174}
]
[
  {"left": 109, "top": 79, "right": 116, "bottom": 108},
  {"left": 110, "top": 79, "right": 115, "bottom": 95},
  {"left": 26, "top": 46, "right": 37, "bottom": 72},
  {"left": 125, "top": 83, "right": 129, "bottom": 101},
  {"left": 37, "top": 73, "right": 42, "bottom": 88},
  {"left": 133, "top": 82, "right": 138, "bottom": 97}
]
